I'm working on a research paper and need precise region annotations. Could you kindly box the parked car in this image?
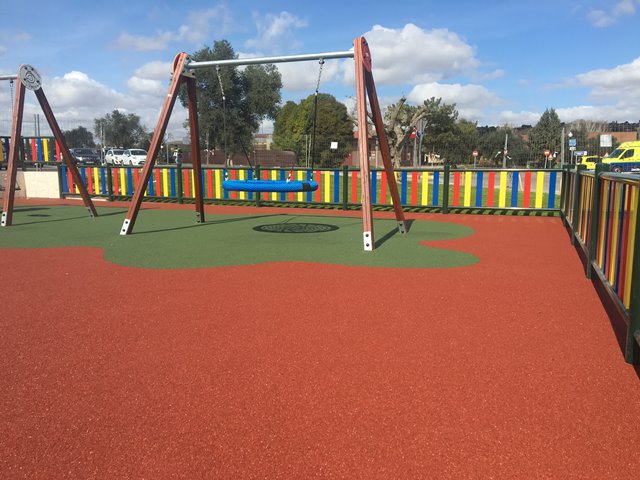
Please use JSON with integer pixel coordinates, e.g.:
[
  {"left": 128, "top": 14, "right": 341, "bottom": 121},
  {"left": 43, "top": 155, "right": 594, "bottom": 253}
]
[
  {"left": 69, "top": 148, "right": 101, "bottom": 166},
  {"left": 577, "top": 155, "right": 600, "bottom": 170},
  {"left": 105, "top": 148, "right": 126, "bottom": 165},
  {"left": 122, "top": 149, "right": 147, "bottom": 166}
]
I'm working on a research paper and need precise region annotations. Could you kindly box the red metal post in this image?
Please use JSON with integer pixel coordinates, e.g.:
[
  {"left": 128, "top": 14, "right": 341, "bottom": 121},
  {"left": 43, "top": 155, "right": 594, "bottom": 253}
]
[
  {"left": 362, "top": 41, "right": 406, "bottom": 233},
  {"left": 354, "top": 37, "right": 374, "bottom": 251},
  {"left": 35, "top": 88, "right": 98, "bottom": 217},
  {"left": 120, "top": 53, "right": 190, "bottom": 235},
  {"left": 186, "top": 76, "right": 204, "bottom": 223},
  {"left": 1, "top": 78, "right": 26, "bottom": 227}
]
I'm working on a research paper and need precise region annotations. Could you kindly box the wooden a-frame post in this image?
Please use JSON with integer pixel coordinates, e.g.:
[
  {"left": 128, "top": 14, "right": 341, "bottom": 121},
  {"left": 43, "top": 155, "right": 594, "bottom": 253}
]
[
  {"left": 1, "top": 65, "right": 97, "bottom": 227},
  {"left": 353, "top": 37, "right": 406, "bottom": 250},
  {"left": 120, "top": 53, "right": 204, "bottom": 235}
]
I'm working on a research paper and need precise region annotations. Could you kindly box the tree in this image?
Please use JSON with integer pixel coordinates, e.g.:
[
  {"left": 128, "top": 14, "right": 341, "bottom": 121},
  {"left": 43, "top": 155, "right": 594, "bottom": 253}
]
[
  {"left": 384, "top": 97, "right": 458, "bottom": 165},
  {"left": 528, "top": 108, "right": 562, "bottom": 160},
  {"left": 93, "top": 110, "right": 148, "bottom": 148},
  {"left": 63, "top": 126, "right": 95, "bottom": 148},
  {"left": 179, "top": 40, "right": 282, "bottom": 158},
  {"left": 476, "top": 126, "right": 529, "bottom": 167},
  {"left": 273, "top": 93, "right": 354, "bottom": 168}
]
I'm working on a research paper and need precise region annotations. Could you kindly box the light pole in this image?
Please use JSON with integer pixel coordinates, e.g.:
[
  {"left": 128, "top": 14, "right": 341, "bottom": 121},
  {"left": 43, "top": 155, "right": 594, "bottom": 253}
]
[
  {"left": 560, "top": 127, "right": 565, "bottom": 168},
  {"left": 567, "top": 131, "right": 574, "bottom": 166}
]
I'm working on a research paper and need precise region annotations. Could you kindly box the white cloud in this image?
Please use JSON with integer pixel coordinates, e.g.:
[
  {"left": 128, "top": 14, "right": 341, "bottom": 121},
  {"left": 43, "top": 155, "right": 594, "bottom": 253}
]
[
  {"left": 587, "top": 0, "right": 639, "bottom": 27},
  {"left": 496, "top": 110, "right": 542, "bottom": 126},
  {"left": 47, "top": 71, "right": 123, "bottom": 111},
  {"left": 25, "top": 70, "right": 188, "bottom": 140},
  {"left": 497, "top": 104, "right": 636, "bottom": 127},
  {"left": 496, "top": 56, "right": 640, "bottom": 126},
  {"left": 113, "top": 7, "right": 234, "bottom": 52},
  {"left": 407, "top": 82, "right": 501, "bottom": 121},
  {"left": 127, "top": 61, "right": 172, "bottom": 96},
  {"left": 113, "top": 31, "right": 175, "bottom": 51},
  {"left": 126, "top": 77, "right": 166, "bottom": 96},
  {"left": 245, "top": 11, "right": 308, "bottom": 52},
  {"left": 177, "top": 6, "right": 233, "bottom": 44},
  {"left": 276, "top": 59, "right": 339, "bottom": 93},
  {"left": 342, "top": 24, "right": 479, "bottom": 86},
  {"left": 575, "top": 56, "right": 640, "bottom": 102},
  {"left": 132, "top": 61, "right": 173, "bottom": 80}
]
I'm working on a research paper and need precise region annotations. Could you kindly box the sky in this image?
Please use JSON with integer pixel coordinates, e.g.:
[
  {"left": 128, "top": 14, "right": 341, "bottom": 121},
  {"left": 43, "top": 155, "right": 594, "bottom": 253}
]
[{"left": 1, "top": 0, "right": 640, "bottom": 139}]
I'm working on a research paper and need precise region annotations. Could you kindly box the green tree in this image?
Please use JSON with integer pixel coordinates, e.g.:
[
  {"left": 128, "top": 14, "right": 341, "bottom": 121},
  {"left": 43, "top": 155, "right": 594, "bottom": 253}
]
[
  {"left": 179, "top": 40, "right": 282, "bottom": 158},
  {"left": 273, "top": 93, "right": 354, "bottom": 168},
  {"left": 528, "top": 108, "right": 562, "bottom": 160},
  {"left": 63, "top": 126, "right": 95, "bottom": 148},
  {"left": 94, "top": 110, "right": 148, "bottom": 148},
  {"left": 427, "top": 119, "right": 479, "bottom": 165},
  {"left": 477, "top": 127, "right": 529, "bottom": 167},
  {"left": 385, "top": 97, "right": 458, "bottom": 165}
]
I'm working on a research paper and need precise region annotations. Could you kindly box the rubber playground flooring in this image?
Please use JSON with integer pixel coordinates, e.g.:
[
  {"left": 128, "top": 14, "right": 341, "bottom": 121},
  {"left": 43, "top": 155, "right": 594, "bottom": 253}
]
[
  {"left": 1, "top": 199, "right": 640, "bottom": 479},
  {"left": 0, "top": 204, "right": 477, "bottom": 269}
]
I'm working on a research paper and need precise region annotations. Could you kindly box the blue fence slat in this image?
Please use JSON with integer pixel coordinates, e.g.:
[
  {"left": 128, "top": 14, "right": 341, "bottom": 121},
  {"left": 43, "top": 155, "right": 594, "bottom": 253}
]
[
  {"left": 433, "top": 171, "right": 440, "bottom": 205},
  {"left": 61, "top": 165, "right": 68, "bottom": 192},
  {"left": 401, "top": 171, "right": 408, "bottom": 205},
  {"left": 100, "top": 168, "right": 107, "bottom": 194},
  {"left": 126, "top": 168, "right": 134, "bottom": 194},
  {"left": 475, "top": 171, "right": 483, "bottom": 207},
  {"left": 170, "top": 169, "right": 176, "bottom": 197},
  {"left": 548, "top": 171, "right": 557, "bottom": 208},
  {"left": 511, "top": 171, "right": 519, "bottom": 208},
  {"left": 371, "top": 171, "right": 377, "bottom": 204}
]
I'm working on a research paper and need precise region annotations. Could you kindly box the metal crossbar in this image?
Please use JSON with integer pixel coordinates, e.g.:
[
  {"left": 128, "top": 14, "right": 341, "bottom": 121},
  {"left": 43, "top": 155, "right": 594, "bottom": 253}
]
[{"left": 186, "top": 50, "right": 354, "bottom": 69}]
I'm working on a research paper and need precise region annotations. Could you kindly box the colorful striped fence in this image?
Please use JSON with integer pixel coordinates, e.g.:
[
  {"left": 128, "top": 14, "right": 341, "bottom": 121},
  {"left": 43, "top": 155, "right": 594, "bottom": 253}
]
[
  {"left": 562, "top": 165, "right": 640, "bottom": 364},
  {"left": 59, "top": 165, "right": 562, "bottom": 211},
  {"left": 0, "top": 136, "right": 62, "bottom": 164}
]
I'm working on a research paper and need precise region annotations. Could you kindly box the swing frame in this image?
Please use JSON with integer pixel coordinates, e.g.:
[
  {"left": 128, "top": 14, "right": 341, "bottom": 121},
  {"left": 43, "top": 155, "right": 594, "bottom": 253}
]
[
  {"left": 120, "top": 36, "right": 406, "bottom": 251},
  {"left": 1, "top": 66, "right": 97, "bottom": 227}
]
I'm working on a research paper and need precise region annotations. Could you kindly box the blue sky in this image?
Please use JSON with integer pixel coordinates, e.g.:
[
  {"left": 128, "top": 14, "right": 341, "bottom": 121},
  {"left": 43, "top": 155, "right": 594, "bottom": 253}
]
[{"left": 1, "top": 0, "right": 640, "bottom": 138}]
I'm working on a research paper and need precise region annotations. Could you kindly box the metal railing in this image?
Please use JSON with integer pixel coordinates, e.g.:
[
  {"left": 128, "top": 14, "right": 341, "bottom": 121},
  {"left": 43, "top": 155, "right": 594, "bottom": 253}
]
[{"left": 562, "top": 164, "right": 640, "bottom": 364}]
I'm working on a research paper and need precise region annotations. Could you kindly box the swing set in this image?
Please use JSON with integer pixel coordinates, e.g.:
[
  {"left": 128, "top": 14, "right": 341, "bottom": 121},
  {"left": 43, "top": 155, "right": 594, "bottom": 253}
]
[
  {"left": 218, "top": 58, "right": 325, "bottom": 194},
  {"left": 0, "top": 67, "right": 97, "bottom": 227},
  {"left": 120, "top": 36, "right": 406, "bottom": 251}
]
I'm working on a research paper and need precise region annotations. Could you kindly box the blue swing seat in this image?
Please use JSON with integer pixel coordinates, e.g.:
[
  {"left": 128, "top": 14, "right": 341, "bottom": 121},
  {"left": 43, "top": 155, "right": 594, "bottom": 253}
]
[{"left": 222, "top": 179, "right": 319, "bottom": 193}]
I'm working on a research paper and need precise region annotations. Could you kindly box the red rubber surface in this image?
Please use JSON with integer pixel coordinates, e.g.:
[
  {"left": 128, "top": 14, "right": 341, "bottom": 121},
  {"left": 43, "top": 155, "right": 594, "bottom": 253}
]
[{"left": 2, "top": 200, "right": 640, "bottom": 478}]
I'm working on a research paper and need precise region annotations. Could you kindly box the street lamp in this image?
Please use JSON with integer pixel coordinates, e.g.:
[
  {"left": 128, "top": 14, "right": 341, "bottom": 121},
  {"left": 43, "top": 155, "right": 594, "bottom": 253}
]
[{"left": 567, "top": 131, "right": 574, "bottom": 165}]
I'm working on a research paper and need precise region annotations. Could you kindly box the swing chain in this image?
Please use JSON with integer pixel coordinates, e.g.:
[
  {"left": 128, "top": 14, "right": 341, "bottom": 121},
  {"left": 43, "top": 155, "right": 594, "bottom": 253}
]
[
  {"left": 315, "top": 59, "right": 324, "bottom": 96},
  {"left": 215, "top": 66, "right": 226, "bottom": 101},
  {"left": 216, "top": 65, "right": 230, "bottom": 179}
]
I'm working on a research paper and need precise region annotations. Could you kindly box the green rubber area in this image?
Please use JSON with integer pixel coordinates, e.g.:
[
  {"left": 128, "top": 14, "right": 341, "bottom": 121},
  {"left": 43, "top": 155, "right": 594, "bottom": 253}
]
[{"left": 0, "top": 206, "right": 478, "bottom": 269}]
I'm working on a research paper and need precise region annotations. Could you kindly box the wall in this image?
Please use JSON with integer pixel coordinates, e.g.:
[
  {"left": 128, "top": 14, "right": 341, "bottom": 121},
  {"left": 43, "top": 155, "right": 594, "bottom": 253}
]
[{"left": 0, "top": 171, "right": 59, "bottom": 200}]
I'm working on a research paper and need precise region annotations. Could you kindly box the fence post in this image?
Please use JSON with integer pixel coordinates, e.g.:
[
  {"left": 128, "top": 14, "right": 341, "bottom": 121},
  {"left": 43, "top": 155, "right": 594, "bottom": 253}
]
[
  {"left": 342, "top": 165, "right": 349, "bottom": 210},
  {"left": 442, "top": 165, "right": 450, "bottom": 214},
  {"left": 176, "top": 164, "right": 184, "bottom": 204},
  {"left": 255, "top": 165, "right": 261, "bottom": 207},
  {"left": 625, "top": 183, "right": 640, "bottom": 364},
  {"left": 106, "top": 166, "right": 114, "bottom": 201},
  {"left": 586, "top": 164, "right": 608, "bottom": 278},
  {"left": 560, "top": 166, "right": 569, "bottom": 225},
  {"left": 570, "top": 165, "right": 586, "bottom": 244}
]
